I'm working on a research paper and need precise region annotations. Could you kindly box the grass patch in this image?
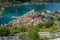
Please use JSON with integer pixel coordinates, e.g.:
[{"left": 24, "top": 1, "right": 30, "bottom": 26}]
[{"left": 39, "top": 26, "right": 60, "bottom": 32}]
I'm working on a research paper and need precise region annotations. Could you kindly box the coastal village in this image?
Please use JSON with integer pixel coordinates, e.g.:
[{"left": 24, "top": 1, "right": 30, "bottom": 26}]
[
  {"left": 0, "top": 0, "right": 60, "bottom": 40},
  {"left": 11, "top": 10, "right": 45, "bottom": 26},
  {"left": 0, "top": 9, "right": 60, "bottom": 40},
  {"left": 9, "top": 9, "right": 60, "bottom": 27},
  {"left": 0, "top": 8, "right": 60, "bottom": 40}
]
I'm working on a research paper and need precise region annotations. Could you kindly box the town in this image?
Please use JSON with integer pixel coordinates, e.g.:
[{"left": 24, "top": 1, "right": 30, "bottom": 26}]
[{"left": 0, "top": 0, "right": 60, "bottom": 40}]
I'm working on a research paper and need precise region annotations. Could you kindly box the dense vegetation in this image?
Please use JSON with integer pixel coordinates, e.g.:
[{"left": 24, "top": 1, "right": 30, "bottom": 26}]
[
  {"left": 0, "top": 20, "right": 60, "bottom": 35},
  {"left": 0, "top": 19, "right": 60, "bottom": 40}
]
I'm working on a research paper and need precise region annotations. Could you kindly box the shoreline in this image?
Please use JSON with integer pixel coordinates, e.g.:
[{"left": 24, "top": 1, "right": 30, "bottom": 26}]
[
  {"left": 0, "top": 3, "right": 60, "bottom": 26},
  {"left": 5, "top": 3, "right": 60, "bottom": 7},
  {"left": 8, "top": 9, "right": 35, "bottom": 25}
]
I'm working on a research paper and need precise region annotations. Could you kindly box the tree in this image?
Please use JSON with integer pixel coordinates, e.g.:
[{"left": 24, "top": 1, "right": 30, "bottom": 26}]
[
  {"left": 9, "top": 27, "right": 26, "bottom": 35},
  {"left": 44, "top": 20, "right": 54, "bottom": 28},
  {"left": 27, "top": 25, "right": 40, "bottom": 40},
  {"left": 37, "top": 23, "right": 44, "bottom": 28},
  {"left": 9, "top": 28, "right": 19, "bottom": 35},
  {"left": 30, "top": 0, "right": 35, "bottom": 4},
  {"left": 57, "top": 17, "right": 60, "bottom": 21},
  {"left": 0, "top": 26, "right": 9, "bottom": 36}
]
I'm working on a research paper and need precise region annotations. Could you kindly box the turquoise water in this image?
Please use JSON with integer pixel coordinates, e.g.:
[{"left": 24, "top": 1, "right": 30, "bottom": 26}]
[
  {"left": 0, "top": 3, "right": 60, "bottom": 25},
  {"left": 0, "top": 5, "right": 34, "bottom": 25}
]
